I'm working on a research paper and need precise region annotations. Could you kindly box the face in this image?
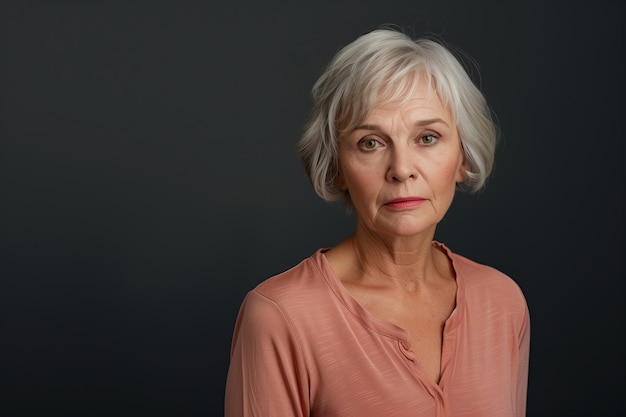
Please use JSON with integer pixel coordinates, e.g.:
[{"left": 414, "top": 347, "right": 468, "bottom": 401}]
[{"left": 337, "top": 76, "right": 466, "bottom": 240}]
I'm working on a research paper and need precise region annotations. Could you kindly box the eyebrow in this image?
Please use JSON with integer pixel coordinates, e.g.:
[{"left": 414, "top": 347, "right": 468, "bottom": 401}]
[
  {"left": 352, "top": 118, "right": 450, "bottom": 132},
  {"left": 415, "top": 118, "right": 450, "bottom": 127}
]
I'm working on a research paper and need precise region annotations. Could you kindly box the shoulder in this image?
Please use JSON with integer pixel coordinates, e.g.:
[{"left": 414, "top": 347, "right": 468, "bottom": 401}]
[
  {"left": 232, "top": 249, "right": 341, "bottom": 346},
  {"left": 252, "top": 250, "right": 329, "bottom": 304},
  {"left": 439, "top": 243, "right": 529, "bottom": 316},
  {"left": 454, "top": 252, "right": 524, "bottom": 295},
  {"left": 237, "top": 249, "right": 336, "bottom": 329}
]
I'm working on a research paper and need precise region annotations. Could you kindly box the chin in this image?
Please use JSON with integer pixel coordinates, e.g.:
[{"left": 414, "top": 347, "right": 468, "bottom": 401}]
[{"left": 379, "top": 220, "right": 435, "bottom": 239}]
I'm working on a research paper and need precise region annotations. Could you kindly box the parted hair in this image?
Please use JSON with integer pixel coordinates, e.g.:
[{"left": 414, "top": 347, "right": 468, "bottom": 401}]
[{"left": 296, "top": 27, "right": 498, "bottom": 207}]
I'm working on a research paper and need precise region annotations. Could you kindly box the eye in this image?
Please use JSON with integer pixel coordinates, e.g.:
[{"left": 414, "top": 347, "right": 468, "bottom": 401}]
[
  {"left": 419, "top": 134, "right": 439, "bottom": 146},
  {"left": 358, "top": 138, "right": 382, "bottom": 151}
]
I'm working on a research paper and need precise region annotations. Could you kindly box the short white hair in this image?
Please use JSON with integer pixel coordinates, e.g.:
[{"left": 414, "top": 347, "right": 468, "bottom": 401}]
[{"left": 297, "top": 28, "right": 498, "bottom": 207}]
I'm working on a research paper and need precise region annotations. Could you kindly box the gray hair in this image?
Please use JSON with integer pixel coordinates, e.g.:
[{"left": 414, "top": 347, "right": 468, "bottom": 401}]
[{"left": 296, "top": 28, "right": 498, "bottom": 206}]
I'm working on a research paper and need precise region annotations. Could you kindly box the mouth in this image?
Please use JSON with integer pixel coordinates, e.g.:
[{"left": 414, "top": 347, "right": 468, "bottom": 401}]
[{"left": 384, "top": 197, "right": 426, "bottom": 209}]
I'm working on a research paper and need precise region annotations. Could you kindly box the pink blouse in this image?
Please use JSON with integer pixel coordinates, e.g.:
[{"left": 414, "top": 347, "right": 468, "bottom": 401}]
[{"left": 225, "top": 243, "right": 530, "bottom": 416}]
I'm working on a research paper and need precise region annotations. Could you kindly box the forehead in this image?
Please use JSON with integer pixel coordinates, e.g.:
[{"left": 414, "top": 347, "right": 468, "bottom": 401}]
[{"left": 365, "top": 76, "right": 452, "bottom": 122}]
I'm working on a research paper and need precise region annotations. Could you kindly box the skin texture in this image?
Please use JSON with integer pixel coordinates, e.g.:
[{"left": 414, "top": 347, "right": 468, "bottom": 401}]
[{"left": 325, "top": 74, "right": 467, "bottom": 383}]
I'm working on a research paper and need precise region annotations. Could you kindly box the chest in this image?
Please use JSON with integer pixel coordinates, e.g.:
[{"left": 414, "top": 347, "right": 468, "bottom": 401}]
[
  {"left": 343, "top": 285, "right": 456, "bottom": 384},
  {"left": 385, "top": 294, "right": 455, "bottom": 383},
  {"left": 306, "top": 303, "right": 517, "bottom": 417}
]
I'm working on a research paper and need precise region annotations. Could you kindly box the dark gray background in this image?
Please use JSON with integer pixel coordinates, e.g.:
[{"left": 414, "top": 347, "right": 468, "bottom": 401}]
[{"left": 1, "top": 1, "right": 624, "bottom": 416}]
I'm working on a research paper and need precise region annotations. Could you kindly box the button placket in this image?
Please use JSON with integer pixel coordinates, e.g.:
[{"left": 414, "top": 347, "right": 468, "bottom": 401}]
[{"left": 398, "top": 340, "right": 416, "bottom": 360}]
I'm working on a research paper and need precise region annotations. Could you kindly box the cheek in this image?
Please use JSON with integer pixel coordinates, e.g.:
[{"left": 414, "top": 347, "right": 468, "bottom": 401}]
[
  {"left": 345, "top": 168, "right": 371, "bottom": 191},
  {"left": 433, "top": 155, "right": 465, "bottom": 192},
  {"left": 341, "top": 163, "right": 380, "bottom": 198}
]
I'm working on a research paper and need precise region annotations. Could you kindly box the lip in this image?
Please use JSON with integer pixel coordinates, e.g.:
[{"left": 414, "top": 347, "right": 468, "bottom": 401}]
[{"left": 384, "top": 197, "right": 426, "bottom": 209}]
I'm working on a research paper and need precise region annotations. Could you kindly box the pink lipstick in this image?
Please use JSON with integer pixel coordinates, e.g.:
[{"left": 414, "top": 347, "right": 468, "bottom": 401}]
[{"left": 384, "top": 197, "right": 426, "bottom": 210}]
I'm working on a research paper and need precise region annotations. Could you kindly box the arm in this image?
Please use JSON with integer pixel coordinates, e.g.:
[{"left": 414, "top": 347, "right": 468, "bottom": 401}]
[
  {"left": 224, "top": 290, "right": 310, "bottom": 417},
  {"left": 515, "top": 303, "right": 531, "bottom": 417}
]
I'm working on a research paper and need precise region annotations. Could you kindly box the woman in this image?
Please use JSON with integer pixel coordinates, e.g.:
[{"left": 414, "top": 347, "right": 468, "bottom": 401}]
[{"left": 225, "top": 27, "right": 530, "bottom": 417}]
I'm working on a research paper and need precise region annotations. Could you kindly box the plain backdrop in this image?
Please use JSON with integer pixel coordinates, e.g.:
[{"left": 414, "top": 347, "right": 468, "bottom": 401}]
[{"left": 1, "top": 1, "right": 624, "bottom": 416}]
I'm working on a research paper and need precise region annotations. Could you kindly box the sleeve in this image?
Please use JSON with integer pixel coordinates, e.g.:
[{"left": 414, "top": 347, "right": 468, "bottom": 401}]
[
  {"left": 224, "top": 290, "right": 310, "bottom": 417},
  {"left": 515, "top": 300, "right": 531, "bottom": 417}
]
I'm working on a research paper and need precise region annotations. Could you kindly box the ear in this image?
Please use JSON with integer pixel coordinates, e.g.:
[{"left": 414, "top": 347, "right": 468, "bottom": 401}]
[{"left": 455, "top": 155, "right": 469, "bottom": 183}]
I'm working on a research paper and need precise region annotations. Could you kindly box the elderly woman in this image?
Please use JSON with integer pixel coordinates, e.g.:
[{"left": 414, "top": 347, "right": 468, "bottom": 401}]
[{"left": 224, "top": 28, "right": 530, "bottom": 417}]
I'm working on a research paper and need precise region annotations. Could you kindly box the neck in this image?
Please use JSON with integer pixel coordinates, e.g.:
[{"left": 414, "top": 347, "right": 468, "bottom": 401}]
[{"left": 343, "top": 222, "right": 443, "bottom": 289}]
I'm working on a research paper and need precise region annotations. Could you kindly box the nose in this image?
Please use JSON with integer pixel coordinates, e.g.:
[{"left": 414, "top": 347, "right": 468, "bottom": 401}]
[{"left": 386, "top": 147, "right": 417, "bottom": 182}]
